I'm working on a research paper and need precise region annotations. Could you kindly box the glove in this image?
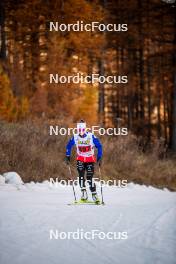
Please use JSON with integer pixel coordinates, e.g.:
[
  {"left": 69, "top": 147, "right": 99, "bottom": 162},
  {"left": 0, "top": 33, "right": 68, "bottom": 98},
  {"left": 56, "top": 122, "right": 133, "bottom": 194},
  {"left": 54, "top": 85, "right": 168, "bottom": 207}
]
[
  {"left": 97, "top": 156, "right": 102, "bottom": 167},
  {"left": 65, "top": 156, "right": 70, "bottom": 165}
]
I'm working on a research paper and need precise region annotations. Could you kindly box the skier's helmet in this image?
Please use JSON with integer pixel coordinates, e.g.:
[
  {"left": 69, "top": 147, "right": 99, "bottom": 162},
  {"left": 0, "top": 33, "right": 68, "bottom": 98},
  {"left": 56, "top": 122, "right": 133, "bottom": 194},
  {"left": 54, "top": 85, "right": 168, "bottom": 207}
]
[{"left": 77, "top": 120, "right": 86, "bottom": 136}]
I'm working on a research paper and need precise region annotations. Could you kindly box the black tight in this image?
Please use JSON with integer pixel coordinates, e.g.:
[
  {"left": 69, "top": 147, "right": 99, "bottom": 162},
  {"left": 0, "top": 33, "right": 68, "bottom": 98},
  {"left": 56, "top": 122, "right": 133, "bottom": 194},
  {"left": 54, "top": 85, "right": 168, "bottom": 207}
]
[{"left": 77, "top": 160, "right": 96, "bottom": 193}]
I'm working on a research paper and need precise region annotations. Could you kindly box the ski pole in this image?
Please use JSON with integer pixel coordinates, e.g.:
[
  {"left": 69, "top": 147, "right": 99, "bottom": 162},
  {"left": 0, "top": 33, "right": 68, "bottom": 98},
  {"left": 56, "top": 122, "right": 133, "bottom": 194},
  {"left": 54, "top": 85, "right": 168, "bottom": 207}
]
[
  {"left": 98, "top": 165, "right": 105, "bottom": 205},
  {"left": 68, "top": 165, "right": 77, "bottom": 203}
]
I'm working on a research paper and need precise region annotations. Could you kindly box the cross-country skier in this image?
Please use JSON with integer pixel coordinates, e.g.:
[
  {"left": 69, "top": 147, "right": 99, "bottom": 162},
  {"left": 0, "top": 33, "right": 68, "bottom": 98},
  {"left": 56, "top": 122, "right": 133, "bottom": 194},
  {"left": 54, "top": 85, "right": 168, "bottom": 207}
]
[{"left": 65, "top": 120, "right": 102, "bottom": 203}]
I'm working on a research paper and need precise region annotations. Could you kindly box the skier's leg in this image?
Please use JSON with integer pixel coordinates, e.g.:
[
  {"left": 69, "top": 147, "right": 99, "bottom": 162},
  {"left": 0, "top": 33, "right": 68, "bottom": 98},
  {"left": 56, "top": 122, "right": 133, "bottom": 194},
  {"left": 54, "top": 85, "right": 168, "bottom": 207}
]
[
  {"left": 77, "top": 160, "right": 87, "bottom": 200},
  {"left": 86, "top": 162, "right": 96, "bottom": 192},
  {"left": 86, "top": 163, "right": 100, "bottom": 203},
  {"left": 77, "top": 160, "right": 85, "bottom": 188}
]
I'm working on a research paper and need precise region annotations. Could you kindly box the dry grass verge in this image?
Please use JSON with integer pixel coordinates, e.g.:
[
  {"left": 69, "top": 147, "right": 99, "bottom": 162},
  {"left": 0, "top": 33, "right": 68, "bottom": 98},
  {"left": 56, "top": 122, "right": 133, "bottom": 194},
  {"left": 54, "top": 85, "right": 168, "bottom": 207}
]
[{"left": 0, "top": 121, "right": 176, "bottom": 190}]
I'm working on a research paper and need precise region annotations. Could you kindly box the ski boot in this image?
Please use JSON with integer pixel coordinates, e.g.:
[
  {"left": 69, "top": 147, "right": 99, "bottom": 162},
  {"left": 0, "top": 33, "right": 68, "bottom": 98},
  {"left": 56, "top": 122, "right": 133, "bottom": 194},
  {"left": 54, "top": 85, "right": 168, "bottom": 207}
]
[
  {"left": 81, "top": 188, "right": 88, "bottom": 201},
  {"left": 92, "top": 192, "right": 100, "bottom": 204}
]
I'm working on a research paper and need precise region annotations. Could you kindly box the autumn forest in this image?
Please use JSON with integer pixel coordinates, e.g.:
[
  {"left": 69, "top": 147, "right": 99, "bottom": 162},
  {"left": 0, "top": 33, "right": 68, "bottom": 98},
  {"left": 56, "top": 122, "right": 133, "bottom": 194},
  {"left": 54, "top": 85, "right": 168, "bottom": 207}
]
[{"left": 0, "top": 0, "right": 176, "bottom": 150}]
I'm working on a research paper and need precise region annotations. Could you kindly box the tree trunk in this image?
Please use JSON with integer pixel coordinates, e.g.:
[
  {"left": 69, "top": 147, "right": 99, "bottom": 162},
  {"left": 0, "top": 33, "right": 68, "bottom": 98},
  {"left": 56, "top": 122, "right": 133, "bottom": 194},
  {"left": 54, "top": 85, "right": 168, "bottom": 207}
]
[
  {"left": 98, "top": 58, "right": 105, "bottom": 125},
  {"left": 0, "top": 0, "right": 6, "bottom": 60},
  {"left": 171, "top": 44, "right": 176, "bottom": 150},
  {"left": 171, "top": 11, "right": 176, "bottom": 151}
]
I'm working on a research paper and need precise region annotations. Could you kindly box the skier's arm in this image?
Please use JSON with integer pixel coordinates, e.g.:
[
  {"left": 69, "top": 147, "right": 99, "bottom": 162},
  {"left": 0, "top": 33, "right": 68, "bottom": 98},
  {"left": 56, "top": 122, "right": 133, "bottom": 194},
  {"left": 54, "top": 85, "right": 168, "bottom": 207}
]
[
  {"left": 92, "top": 135, "right": 102, "bottom": 159},
  {"left": 66, "top": 136, "right": 75, "bottom": 156}
]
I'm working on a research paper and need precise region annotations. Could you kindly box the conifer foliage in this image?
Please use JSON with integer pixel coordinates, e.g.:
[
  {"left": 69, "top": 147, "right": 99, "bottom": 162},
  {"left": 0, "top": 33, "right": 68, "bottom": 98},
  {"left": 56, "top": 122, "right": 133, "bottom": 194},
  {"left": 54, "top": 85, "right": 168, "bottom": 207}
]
[{"left": 0, "top": 0, "right": 176, "bottom": 149}]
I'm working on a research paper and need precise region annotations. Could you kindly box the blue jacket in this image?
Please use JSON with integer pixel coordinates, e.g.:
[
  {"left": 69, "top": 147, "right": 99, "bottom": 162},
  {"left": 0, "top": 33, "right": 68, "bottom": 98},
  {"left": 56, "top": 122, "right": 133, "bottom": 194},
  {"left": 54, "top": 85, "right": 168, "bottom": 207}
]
[{"left": 66, "top": 133, "right": 102, "bottom": 160}]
